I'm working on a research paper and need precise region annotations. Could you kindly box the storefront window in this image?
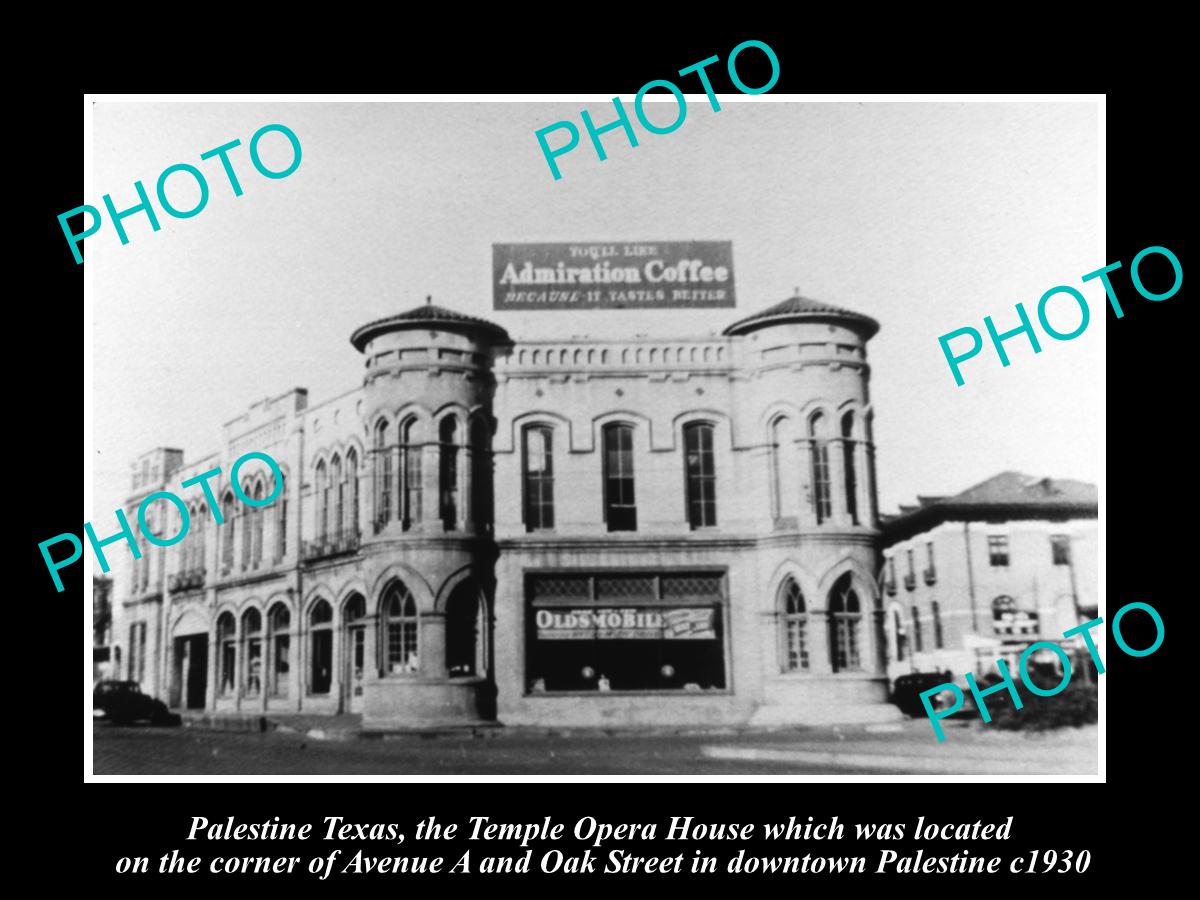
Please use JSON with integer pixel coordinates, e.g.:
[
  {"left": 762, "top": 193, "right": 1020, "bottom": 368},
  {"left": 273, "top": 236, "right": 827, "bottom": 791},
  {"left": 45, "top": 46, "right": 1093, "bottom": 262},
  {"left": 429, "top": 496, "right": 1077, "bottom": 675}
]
[
  {"left": 385, "top": 582, "right": 420, "bottom": 674},
  {"left": 527, "top": 571, "right": 726, "bottom": 692},
  {"left": 829, "top": 573, "right": 862, "bottom": 671}
]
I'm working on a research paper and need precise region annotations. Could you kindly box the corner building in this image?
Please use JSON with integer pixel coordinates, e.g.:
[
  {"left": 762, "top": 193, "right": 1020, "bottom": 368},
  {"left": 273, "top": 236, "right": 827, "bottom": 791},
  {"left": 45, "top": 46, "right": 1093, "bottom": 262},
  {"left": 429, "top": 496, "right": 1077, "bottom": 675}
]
[{"left": 112, "top": 294, "right": 900, "bottom": 729}]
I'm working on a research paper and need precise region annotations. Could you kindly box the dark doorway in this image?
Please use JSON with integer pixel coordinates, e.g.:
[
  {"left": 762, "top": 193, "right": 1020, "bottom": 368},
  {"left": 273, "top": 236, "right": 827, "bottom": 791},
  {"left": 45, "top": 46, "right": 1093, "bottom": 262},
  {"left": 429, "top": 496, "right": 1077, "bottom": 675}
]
[{"left": 173, "top": 635, "right": 209, "bottom": 710}]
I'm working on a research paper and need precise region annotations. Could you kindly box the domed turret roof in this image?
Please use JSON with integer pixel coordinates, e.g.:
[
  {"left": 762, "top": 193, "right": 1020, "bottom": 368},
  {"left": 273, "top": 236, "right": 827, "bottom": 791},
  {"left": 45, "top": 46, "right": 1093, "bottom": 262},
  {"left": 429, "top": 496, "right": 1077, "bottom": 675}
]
[
  {"left": 350, "top": 298, "right": 511, "bottom": 351},
  {"left": 723, "top": 292, "right": 880, "bottom": 339}
]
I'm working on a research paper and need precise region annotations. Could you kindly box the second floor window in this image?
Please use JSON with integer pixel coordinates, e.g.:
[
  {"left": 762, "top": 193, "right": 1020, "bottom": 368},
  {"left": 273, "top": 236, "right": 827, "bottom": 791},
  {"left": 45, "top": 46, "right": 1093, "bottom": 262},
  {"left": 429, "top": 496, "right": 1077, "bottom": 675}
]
[
  {"left": 841, "top": 412, "right": 858, "bottom": 525},
  {"left": 603, "top": 423, "right": 636, "bottom": 532},
  {"left": 439, "top": 417, "right": 459, "bottom": 531},
  {"left": 402, "top": 418, "right": 422, "bottom": 529},
  {"left": 988, "top": 535, "right": 1010, "bottom": 567},
  {"left": 911, "top": 604, "right": 923, "bottom": 652},
  {"left": 809, "top": 412, "right": 832, "bottom": 524},
  {"left": 522, "top": 425, "right": 555, "bottom": 532},
  {"left": 684, "top": 422, "right": 716, "bottom": 529},
  {"left": 315, "top": 460, "right": 329, "bottom": 540},
  {"left": 374, "top": 421, "right": 391, "bottom": 527}
]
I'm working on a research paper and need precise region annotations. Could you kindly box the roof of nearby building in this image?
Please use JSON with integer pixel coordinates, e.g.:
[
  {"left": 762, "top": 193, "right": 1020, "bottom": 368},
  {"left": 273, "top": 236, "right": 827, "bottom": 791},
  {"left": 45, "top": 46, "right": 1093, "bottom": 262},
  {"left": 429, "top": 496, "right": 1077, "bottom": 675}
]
[
  {"left": 350, "top": 299, "right": 511, "bottom": 351},
  {"left": 722, "top": 292, "right": 881, "bottom": 339},
  {"left": 882, "top": 471, "right": 1098, "bottom": 542}
]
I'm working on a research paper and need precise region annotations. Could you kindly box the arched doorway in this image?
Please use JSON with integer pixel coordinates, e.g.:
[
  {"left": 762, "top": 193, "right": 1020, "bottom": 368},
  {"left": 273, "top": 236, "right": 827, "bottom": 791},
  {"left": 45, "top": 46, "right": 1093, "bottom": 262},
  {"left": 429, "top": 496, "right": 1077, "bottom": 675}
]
[
  {"left": 309, "top": 600, "right": 333, "bottom": 695},
  {"left": 446, "top": 582, "right": 487, "bottom": 678},
  {"left": 343, "top": 594, "right": 367, "bottom": 713},
  {"left": 171, "top": 609, "right": 209, "bottom": 710}
]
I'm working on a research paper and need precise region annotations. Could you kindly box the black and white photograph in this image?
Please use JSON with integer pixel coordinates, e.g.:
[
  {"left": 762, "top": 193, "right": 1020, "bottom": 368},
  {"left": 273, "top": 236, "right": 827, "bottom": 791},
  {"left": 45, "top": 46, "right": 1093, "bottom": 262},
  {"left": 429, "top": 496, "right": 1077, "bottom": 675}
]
[{"left": 81, "top": 95, "right": 1107, "bottom": 778}]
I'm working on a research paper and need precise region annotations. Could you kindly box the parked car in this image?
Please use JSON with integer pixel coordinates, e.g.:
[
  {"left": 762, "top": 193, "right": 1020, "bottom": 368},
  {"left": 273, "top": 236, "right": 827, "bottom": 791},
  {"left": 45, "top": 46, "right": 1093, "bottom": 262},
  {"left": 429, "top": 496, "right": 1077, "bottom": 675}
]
[
  {"left": 93, "top": 681, "right": 173, "bottom": 725},
  {"left": 891, "top": 671, "right": 956, "bottom": 718}
]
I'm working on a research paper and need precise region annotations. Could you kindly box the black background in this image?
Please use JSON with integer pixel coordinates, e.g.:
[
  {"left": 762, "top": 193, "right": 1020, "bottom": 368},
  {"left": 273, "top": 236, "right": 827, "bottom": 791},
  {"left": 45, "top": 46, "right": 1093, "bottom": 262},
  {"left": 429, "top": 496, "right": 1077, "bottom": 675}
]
[{"left": 27, "top": 24, "right": 1184, "bottom": 893}]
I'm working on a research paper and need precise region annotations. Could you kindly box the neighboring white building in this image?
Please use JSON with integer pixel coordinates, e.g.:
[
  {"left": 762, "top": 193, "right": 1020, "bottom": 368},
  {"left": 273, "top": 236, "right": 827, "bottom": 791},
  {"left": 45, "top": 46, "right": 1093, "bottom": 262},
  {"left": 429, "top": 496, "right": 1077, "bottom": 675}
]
[
  {"left": 880, "top": 472, "right": 1098, "bottom": 682},
  {"left": 111, "top": 292, "right": 904, "bottom": 729}
]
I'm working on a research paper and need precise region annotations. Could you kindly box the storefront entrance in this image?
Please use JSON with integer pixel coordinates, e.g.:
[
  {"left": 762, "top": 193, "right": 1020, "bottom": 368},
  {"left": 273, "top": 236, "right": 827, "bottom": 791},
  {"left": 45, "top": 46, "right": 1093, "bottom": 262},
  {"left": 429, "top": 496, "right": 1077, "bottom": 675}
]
[{"left": 344, "top": 594, "right": 367, "bottom": 714}]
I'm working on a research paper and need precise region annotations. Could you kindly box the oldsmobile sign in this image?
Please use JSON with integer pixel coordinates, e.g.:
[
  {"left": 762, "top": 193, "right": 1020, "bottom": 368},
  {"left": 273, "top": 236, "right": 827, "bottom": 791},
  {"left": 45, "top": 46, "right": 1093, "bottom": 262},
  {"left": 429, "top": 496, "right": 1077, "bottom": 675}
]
[
  {"left": 535, "top": 607, "right": 718, "bottom": 640},
  {"left": 493, "top": 241, "right": 736, "bottom": 310}
]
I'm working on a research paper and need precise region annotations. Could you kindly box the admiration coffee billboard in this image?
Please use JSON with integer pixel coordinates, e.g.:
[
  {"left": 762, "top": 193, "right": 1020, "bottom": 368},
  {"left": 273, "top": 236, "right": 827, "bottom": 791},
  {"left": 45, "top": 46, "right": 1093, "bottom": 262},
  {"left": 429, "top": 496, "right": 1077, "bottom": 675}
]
[{"left": 493, "top": 241, "right": 736, "bottom": 310}]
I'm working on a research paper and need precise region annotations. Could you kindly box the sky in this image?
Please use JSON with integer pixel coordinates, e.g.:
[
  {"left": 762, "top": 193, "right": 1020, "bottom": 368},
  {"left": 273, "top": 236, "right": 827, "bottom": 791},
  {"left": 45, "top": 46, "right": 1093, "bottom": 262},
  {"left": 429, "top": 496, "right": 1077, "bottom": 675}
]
[{"left": 90, "top": 99, "right": 1101, "bottom": 541}]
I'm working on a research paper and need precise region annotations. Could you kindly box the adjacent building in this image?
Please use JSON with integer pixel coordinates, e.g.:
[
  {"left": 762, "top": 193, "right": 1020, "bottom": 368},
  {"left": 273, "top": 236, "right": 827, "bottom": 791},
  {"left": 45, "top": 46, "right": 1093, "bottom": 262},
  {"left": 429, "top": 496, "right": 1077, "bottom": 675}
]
[
  {"left": 110, "top": 292, "right": 902, "bottom": 728},
  {"left": 879, "top": 472, "right": 1098, "bottom": 682}
]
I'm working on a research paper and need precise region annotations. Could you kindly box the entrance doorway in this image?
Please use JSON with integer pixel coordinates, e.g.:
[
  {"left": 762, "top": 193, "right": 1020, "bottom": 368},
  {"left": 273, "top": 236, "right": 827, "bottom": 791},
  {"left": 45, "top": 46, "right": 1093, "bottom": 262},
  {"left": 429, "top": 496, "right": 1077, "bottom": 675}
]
[
  {"left": 172, "top": 635, "right": 208, "bottom": 710},
  {"left": 344, "top": 594, "right": 366, "bottom": 713}
]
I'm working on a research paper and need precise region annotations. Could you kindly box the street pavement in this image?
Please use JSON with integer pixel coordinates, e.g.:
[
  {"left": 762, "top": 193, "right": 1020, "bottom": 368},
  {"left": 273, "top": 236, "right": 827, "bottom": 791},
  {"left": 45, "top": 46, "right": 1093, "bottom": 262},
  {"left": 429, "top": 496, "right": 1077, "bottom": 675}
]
[{"left": 92, "top": 720, "right": 1097, "bottom": 776}]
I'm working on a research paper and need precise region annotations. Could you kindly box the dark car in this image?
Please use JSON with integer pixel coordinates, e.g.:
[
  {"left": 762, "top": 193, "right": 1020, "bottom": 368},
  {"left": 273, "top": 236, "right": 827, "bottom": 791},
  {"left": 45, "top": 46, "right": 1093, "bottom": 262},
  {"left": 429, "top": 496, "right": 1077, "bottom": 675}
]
[
  {"left": 93, "top": 681, "right": 173, "bottom": 725},
  {"left": 891, "top": 671, "right": 957, "bottom": 718}
]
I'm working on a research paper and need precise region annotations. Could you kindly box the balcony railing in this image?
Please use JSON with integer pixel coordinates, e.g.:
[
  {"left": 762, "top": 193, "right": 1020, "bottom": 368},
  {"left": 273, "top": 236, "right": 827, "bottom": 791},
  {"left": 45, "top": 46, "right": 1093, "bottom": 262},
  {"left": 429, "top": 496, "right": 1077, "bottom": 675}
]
[
  {"left": 903, "top": 573, "right": 916, "bottom": 591},
  {"left": 923, "top": 567, "right": 937, "bottom": 586},
  {"left": 168, "top": 568, "right": 206, "bottom": 592},
  {"left": 302, "top": 527, "right": 362, "bottom": 563}
]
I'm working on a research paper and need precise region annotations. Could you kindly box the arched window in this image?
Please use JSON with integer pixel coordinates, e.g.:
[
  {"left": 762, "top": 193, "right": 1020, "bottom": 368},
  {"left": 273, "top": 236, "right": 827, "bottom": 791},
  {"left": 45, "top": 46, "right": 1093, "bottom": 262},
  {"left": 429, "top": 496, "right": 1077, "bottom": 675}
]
[
  {"left": 315, "top": 459, "right": 329, "bottom": 540},
  {"left": 769, "top": 416, "right": 798, "bottom": 525},
  {"left": 242, "top": 608, "right": 262, "bottom": 697},
  {"left": 384, "top": 582, "right": 420, "bottom": 674},
  {"left": 841, "top": 412, "right": 858, "bottom": 525},
  {"left": 221, "top": 491, "right": 237, "bottom": 571},
  {"left": 374, "top": 420, "right": 391, "bottom": 531},
  {"left": 331, "top": 454, "right": 343, "bottom": 536},
  {"left": 268, "top": 604, "right": 290, "bottom": 697},
  {"left": 447, "top": 583, "right": 486, "bottom": 677},
  {"left": 471, "top": 418, "right": 492, "bottom": 533},
  {"left": 251, "top": 480, "right": 264, "bottom": 566},
  {"left": 240, "top": 481, "right": 253, "bottom": 569},
  {"left": 809, "top": 412, "right": 832, "bottom": 524},
  {"left": 401, "top": 418, "right": 422, "bottom": 530},
  {"left": 603, "top": 423, "right": 636, "bottom": 532},
  {"left": 346, "top": 449, "right": 359, "bottom": 535},
  {"left": 217, "top": 612, "right": 236, "bottom": 696},
  {"left": 780, "top": 577, "right": 809, "bottom": 672},
  {"left": 194, "top": 504, "right": 207, "bottom": 574},
  {"left": 274, "top": 479, "right": 287, "bottom": 561},
  {"left": 522, "top": 425, "right": 554, "bottom": 532},
  {"left": 683, "top": 422, "right": 717, "bottom": 529},
  {"left": 828, "top": 573, "right": 862, "bottom": 672},
  {"left": 309, "top": 600, "right": 333, "bottom": 695},
  {"left": 439, "top": 417, "right": 459, "bottom": 531}
]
